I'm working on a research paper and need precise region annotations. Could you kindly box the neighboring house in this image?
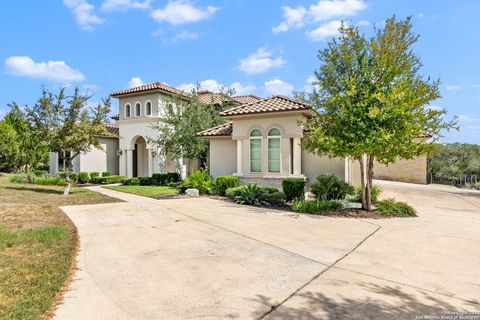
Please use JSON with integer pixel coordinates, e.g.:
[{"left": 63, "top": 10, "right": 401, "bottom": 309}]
[{"left": 49, "top": 81, "right": 427, "bottom": 184}]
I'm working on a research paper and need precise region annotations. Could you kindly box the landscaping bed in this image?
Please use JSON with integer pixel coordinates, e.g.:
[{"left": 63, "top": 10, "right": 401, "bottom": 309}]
[
  {"left": 103, "top": 185, "right": 180, "bottom": 199},
  {"left": 0, "top": 176, "right": 120, "bottom": 320}
]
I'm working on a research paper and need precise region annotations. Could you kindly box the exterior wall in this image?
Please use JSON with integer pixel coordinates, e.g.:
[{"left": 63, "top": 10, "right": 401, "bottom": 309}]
[
  {"left": 209, "top": 138, "right": 237, "bottom": 178},
  {"left": 374, "top": 157, "right": 427, "bottom": 184},
  {"left": 49, "top": 152, "right": 58, "bottom": 175},
  {"left": 302, "top": 151, "right": 346, "bottom": 186}
]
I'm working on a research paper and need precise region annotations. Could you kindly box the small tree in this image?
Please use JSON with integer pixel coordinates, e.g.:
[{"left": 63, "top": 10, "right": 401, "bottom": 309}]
[
  {"left": 151, "top": 87, "right": 234, "bottom": 169},
  {"left": 302, "top": 16, "right": 457, "bottom": 210},
  {"left": 0, "top": 120, "right": 19, "bottom": 172},
  {"left": 24, "top": 87, "right": 111, "bottom": 194}
]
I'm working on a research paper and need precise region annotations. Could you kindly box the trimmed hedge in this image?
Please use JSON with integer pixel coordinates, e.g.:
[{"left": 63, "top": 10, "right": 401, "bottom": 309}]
[
  {"left": 91, "top": 175, "right": 128, "bottom": 184},
  {"left": 34, "top": 177, "right": 66, "bottom": 186},
  {"left": 292, "top": 199, "right": 343, "bottom": 214},
  {"left": 90, "top": 172, "right": 99, "bottom": 179},
  {"left": 151, "top": 172, "right": 181, "bottom": 186},
  {"left": 216, "top": 176, "right": 239, "bottom": 196},
  {"left": 124, "top": 178, "right": 140, "bottom": 186},
  {"left": 102, "top": 171, "right": 111, "bottom": 177},
  {"left": 77, "top": 172, "right": 90, "bottom": 184},
  {"left": 282, "top": 179, "right": 305, "bottom": 201}
]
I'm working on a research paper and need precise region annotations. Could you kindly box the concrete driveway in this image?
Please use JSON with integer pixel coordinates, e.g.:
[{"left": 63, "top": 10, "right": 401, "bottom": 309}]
[{"left": 54, "top": 181, "right": 480, "bottom": 319}]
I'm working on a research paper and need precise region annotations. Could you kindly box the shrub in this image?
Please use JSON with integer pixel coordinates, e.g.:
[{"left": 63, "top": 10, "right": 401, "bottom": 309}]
[
  {"left": 77, "top": 172, "right": 90, "bottom": 184},
  {"left": 102, "top": 171, "right": 111, "bottom": 177},
  {"left": 182, "top": 171, "right": 212, "bottom": 194},
  {"left": 69, "top": 172, "right": 78, "bottom": 183},
  {"left": 233, "top": 185, "right": 271, "bottom": 207},
  {"left": 124, "top": 178, "right": 140, "bottom": 186},
  {"left": 91, "top": 175, "right": 128, "bottom": 184},
  {"left": 33, "top": 169, "right": 45, "bottom": 176},
  {"left": 34, "top": 177, "right": 66, "bottom": 186},
  {"left": 90, "top": 172, "right": 99, "bottom": 179},
  {"left": 292, "top": 199, "right": 343, "bottom": 214},
  {"left": 139, "top": 177, "right": 154, "bottom": 186},
  {"left": 216, "top": 176, "right": 239, "bottom": 196},
  {"left": 310, "top": 174, "right": 354, "bottom": 200},
  {"left": 225, "top": 186, "right": 244, "bottom": 198},
  {"left": 90, "top": 177, "right": 106, "bottom": 184},
  {"left": 376, "top": 199, "right": 416, "bottom": 217},
  {"left": 282, "top": 179, "right": 305, "bottom": 201},
  {"left": 166, "top": 172, "right": 181, "bottom": 183},
  {"left": 350, "top": 184, "right": 383, "bottom": 203},
  {"left": 9, "top": 172, "right": 36, "bottom": 184},
  {"left": 267, "top": 192, "right": 287, "bottom": 206},
  {"left": 151, "top": 172, "right": 180, "bottom": 186}
]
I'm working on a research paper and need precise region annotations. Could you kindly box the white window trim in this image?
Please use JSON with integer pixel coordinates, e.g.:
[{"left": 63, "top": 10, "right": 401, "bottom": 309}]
[
  {"left": 125, "top": 104, "right": 131, "bottom": 118},
  {"left": 267, "top": 128, "right": 281, "bottom": 173},
  {"left": 134, "top": 101, "right": 141, "bottom": 117},
  {"left": 145, "top": 100, "right": 152, "bottom": 116},
  {"left": 249, "top": 129, "right": 263, "bottom": 173}
]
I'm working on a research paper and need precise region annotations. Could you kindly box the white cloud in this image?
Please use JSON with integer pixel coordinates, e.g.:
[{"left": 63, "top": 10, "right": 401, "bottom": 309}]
[
  {"left": 264, "top": 79, "right": 294, "bottom": 96},
  {"left": 303, "top": 75, "right": 320, "bottom": 92},
  {"left": 64, "top": 0, "right": 103, "bottom": 31},
  {"left": 458, "top": 114, "right": 480, "bottom": 122},
  {"left": 171, "top": 30, "right": 199, "bottom": 41},
  {"left": 5, "top": 56, "right": 85, "bottom": 82},
  {"left": 446, "top": 84, "right": 480, "bottom": 91},
  {"left": 177, "top": 80, "right": 256, "bottom": 95},
  {"left": 446, "top": 85, "right": 461, "bottom": 91},
  {"left": 418, "top": 13, "right": 424, "bottom": 18},
  {"left": 237, "top": 47, "right": 286, "bottom": 75},
  {"left": 128, "top": 77, "right": 144, "bottom": 88},
  {"left": 307, "top": 20, "right": 342, "bottom": 41},
  {"left": 273, "top": 0, "right": 366, "bottom": 33},
  {"left": 357, "top": 19, "right": 370, "bottom": 26},
  {"left": 101, "top": 0, "right": 152, "bottom": 11},
  {"left": 151, "top": 0, "right": 219, "bottom": 25}
]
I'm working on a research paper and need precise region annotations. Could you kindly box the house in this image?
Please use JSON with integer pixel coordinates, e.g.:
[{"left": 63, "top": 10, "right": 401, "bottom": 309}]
[{"left": 49, "top": 81, "right": 427, "bottom": 184}]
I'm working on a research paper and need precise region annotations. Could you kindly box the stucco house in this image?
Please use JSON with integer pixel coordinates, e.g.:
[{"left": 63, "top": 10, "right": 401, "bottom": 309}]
[{"left": 49, "top": 81, "right": 427, "bottom": 184}]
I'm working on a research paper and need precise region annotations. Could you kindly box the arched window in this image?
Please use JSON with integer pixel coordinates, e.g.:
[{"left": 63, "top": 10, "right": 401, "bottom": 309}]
[
  {"left": 125, "top": 104, "right": 131, "bottom": 118},
  {"left": 146, "top": 101, "right": 152, "bottom": 116},
  {"left": 250, "top": 129, "right": 262, "bottom": 172},
  {"left": 268, "top": 128, "right": 281, "bottom": 173},
  {"left": 135, "top": 103, "right": 141, "bottom": 117}
]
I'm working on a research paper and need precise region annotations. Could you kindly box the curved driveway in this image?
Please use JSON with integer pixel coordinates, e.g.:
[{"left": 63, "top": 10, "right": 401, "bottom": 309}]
[{"left": 55, "top": 181, "right": 480, "bottom": 319}]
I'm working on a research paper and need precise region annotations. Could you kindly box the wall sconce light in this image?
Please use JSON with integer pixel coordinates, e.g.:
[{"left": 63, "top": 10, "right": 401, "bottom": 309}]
[{"left": 116, "top": 149, "right": 123, "bottom": 157}]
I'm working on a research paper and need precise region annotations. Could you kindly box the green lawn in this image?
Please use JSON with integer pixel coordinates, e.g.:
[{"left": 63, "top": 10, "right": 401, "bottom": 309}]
[
  {"left": 104, "top": 185, "right": 180, "bottom": 198},
  {"left": 0, "top": 176, "right": 120, "bottom": 320}
]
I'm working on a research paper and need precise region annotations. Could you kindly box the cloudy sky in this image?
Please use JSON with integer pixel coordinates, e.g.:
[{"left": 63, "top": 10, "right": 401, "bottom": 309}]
[{"left": 1, "top": 0, "right": 479, "bottom": 143}]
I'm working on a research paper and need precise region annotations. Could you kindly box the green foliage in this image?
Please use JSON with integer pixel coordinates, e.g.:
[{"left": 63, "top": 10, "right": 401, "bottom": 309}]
[
  {"left": 33, "top": 177, "right": 66, "bottom": 186},
  {"left": 301, "top": 17, "right": 457, "bottom": 210},
  {"left": 225, "top": 186, "right": 244, "bottom": 198},
  {"left": 9, "top": 172, "right": 36, "bottom": 184},
  {"left": 376, "top": 199, "right": 416, "bottom": 217},
  {"left": 350, "top": 184, "right": 383, "bottom": 203},
  {"left": 310, "top": 174, "right": 354, "bottom": 200},
  {"left": 150, "top": 88, "right": 236, "bottom": 167},
  {"left": 150, "top": 172, "right": 181, "bottom": 186},
  {"left": 90, "top": 172, "right": 99, "bottom": 179},
  {"left": 428, "top": 143, "right": 480, "bottom": 182},
  {"left": 267, "top": 192, "right": 287, "bottom": 206},
  {"left": 282, "top": 179, "right": 305, "bottom": 201},
  {"left": 181, "top": 171, "right": 212, "bottom": 194},
  {"left": 77, "top": 172, "right": 90, "bottom": 184},
  {"left": 215, "top": 176, "right": 239, "bottom": 196},
  {"left": 124, "top": 178, "right": 141, "bottom": 186},
  {"left": 292, "top": 199, "right": 343, "bottom": 214},
  {"left": 229, "top": 184, "right": 285, "bottom": 207},
  {"left": 139, "top": 177, "right": 153, "bottom": 186},
  {"left": 9, "top": 172, "right": 66, "bottom": 186},
  {"left": 91, "top": 175, "right": 128, "bottom": 184},
  {"left": 0, "top": 120, "right": 19, "bottom": 172},
  {"left": 102, "top": 171, "right": 111, "bottom": 177}
]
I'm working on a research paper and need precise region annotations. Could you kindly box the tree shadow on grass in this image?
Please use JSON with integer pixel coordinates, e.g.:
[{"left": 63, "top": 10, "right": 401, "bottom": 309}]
[
  {"left": 4, "top": 186, "right": 65, "bottom": 195},
  {"left": 252, "top": 283, "right": 479, "bottom": 320}
]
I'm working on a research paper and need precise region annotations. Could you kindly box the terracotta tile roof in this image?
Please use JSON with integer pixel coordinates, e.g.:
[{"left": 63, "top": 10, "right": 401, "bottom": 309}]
[
  {"left": 104, "top": 123, "right": 119, "bottom": 136},
  {"left": 232, "top": 95, "right": 261, "bottom": 104},
  {"left": 111, "top": 82, "right": 190, "bottom": 98},
  {"left": 220, "top": 95, "right": 309, "bottom": 117},
  {"left": 197, "top": 91, "right": 237, "bottom": 105},
  {"left": 197, "top": 122, "right": 232, "bottom": 137}
]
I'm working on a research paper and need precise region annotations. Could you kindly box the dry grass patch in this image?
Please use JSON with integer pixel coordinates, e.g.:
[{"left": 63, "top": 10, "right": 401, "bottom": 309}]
[{"left": 0, "top": 176, "right": 120, "bottom": 320}]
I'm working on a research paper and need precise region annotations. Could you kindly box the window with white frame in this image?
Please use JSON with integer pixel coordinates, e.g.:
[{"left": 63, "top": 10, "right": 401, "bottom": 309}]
[
  {"left": 135, "top": 103, "right": 141, "bottom": 117},
  {"left": 268, "top": 128, "right": 281, "bottom": 173},
  {"left": 125, "top": 104, "right": 131, "bottom": 117},
  {"left": 146, "top": 101, "right": 152, "bottom": 115},
  {"left": 250, "top": 129, "right": 262, "bottom": 172}
]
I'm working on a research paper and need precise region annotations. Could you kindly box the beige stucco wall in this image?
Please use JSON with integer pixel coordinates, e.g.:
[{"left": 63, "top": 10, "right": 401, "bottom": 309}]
[
  {"left": 209, "top": 138, "right": 237, "bottom": 178},
  {"left": 374, "top": 157, "right": 427, "bottom": 184},
  {"left": 302, "top": 151, "right": 346, "bottom": 186}
]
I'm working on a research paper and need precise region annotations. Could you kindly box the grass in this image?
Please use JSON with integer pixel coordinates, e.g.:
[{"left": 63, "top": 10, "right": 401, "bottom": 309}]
[
  {"left": 0, "top": 176, "right": 120, "bottom": 320},
  {"left": 104, "top": 185, "right": 180, "bottom": 198}
]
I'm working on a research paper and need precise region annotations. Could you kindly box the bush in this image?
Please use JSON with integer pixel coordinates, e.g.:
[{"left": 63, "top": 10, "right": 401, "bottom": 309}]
[
  {"left": 124, "top": 178, "right": 140, "bottom": 186},
  {"left": 69, "top": 172, "right": 78, "bottom": 183},
  {"left": 225, "top": 186, "right": 244, "bottom": 198},
  {"left": 90, "top": 177, "right": 106, "bottom": 184},
  {"left": 310, "top": 174, "right": 354, "bottom": 200},
  {"left": 139, "top": 177, "right": 154, "bottom": 186},
  {"left": 9, "top": 172, "right": 36, "bottom": 184},
  {"left": 102, "top": 171, "right": 111, "bottom": 177},
  {"left": 151, "top": 172, "right": 181, "bottom": 186},
  {"left": 229, "top": 185, "right": 285, "bottom": 207},
  {"left": 34, "top": 176, "right": 66, "bottom": 186},
  {"left": 350, "top": 184, "right": 383, "bottom": 203},
  {"left": 266, "top": 191, "right": 287, "bottom": 206},
  {"left": 77, "top": 172, "right": 90, "bottom": 184},
  {"left": 376, "top": 199, "right": 416, "bottom": 217},
  {"left": 216, "top": 176, "right": 239, "bottom": 196},
  {"left": 292, "top": 199, "right": 343, "bottom": 214},
  {"left": 166, "top": 172, "right": 181, "bottom": 183},
  {"left": 282, "top": 179, "right": 305, "bottom": 201},
  {"left": 91, "top": 175, "right": 128, "bottom": 184},
  {"left": 33, "top": 169, "right": 45, "bottom": 176},
  {"left": 182, "top": 171, "right": 212, "bottom": 194},
  {"left": 90, "top": 172, "right": 99, "bottom": 179}
]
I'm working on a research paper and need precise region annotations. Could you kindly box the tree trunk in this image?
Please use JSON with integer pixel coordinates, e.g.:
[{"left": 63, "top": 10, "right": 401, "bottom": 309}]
[
  {"left": 359, "top": 154, "right": 374, "bottom": 211},
  {"left": 359, "top": 155, "right": 368, "bottom": 210}
]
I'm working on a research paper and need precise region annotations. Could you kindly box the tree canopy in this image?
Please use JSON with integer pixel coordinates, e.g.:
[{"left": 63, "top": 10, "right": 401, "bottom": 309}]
[
  {"left": 0, "top": 120, "right": 19, "bottom": 172},
  {"left": 302, "top": 16, "right": 457, "bottom": 210}
]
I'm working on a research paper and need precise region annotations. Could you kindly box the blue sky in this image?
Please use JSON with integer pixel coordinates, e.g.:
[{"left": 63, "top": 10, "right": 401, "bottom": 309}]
[{"left": 0, "top": 0, "right": 479, "bottom": 143}]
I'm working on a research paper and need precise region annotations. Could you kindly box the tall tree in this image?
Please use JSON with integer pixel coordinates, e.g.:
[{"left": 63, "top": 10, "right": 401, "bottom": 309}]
[
  {"left": 0, "top": 120, "right": 19, "bottom": 172},
  {"left": 3, "top": 104, "right": 48, "bottom": 171},
  {"left": 25, "top": 87, "right": 111, "bottom": 194},
  {"left": 302, "top": 16, "right": 457, "bottom": 210},
  {"left": 151, "top": 87, "right": 234, "bottom": 169}
]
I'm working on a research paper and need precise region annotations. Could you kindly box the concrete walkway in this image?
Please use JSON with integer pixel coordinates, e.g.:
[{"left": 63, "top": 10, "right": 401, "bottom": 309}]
[{"left": 54, "top": 181, "right": 480, "bottom": 319}]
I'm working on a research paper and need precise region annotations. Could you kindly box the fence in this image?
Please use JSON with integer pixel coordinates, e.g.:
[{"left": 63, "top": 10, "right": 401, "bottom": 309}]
[{"left": 427, "top": 173, "right": 478, "bottom": 187}]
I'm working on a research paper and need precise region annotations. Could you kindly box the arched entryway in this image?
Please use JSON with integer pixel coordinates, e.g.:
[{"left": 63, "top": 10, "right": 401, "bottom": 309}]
[{"left": 133, "top": 136, "right": 149, "bottom": 177}]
